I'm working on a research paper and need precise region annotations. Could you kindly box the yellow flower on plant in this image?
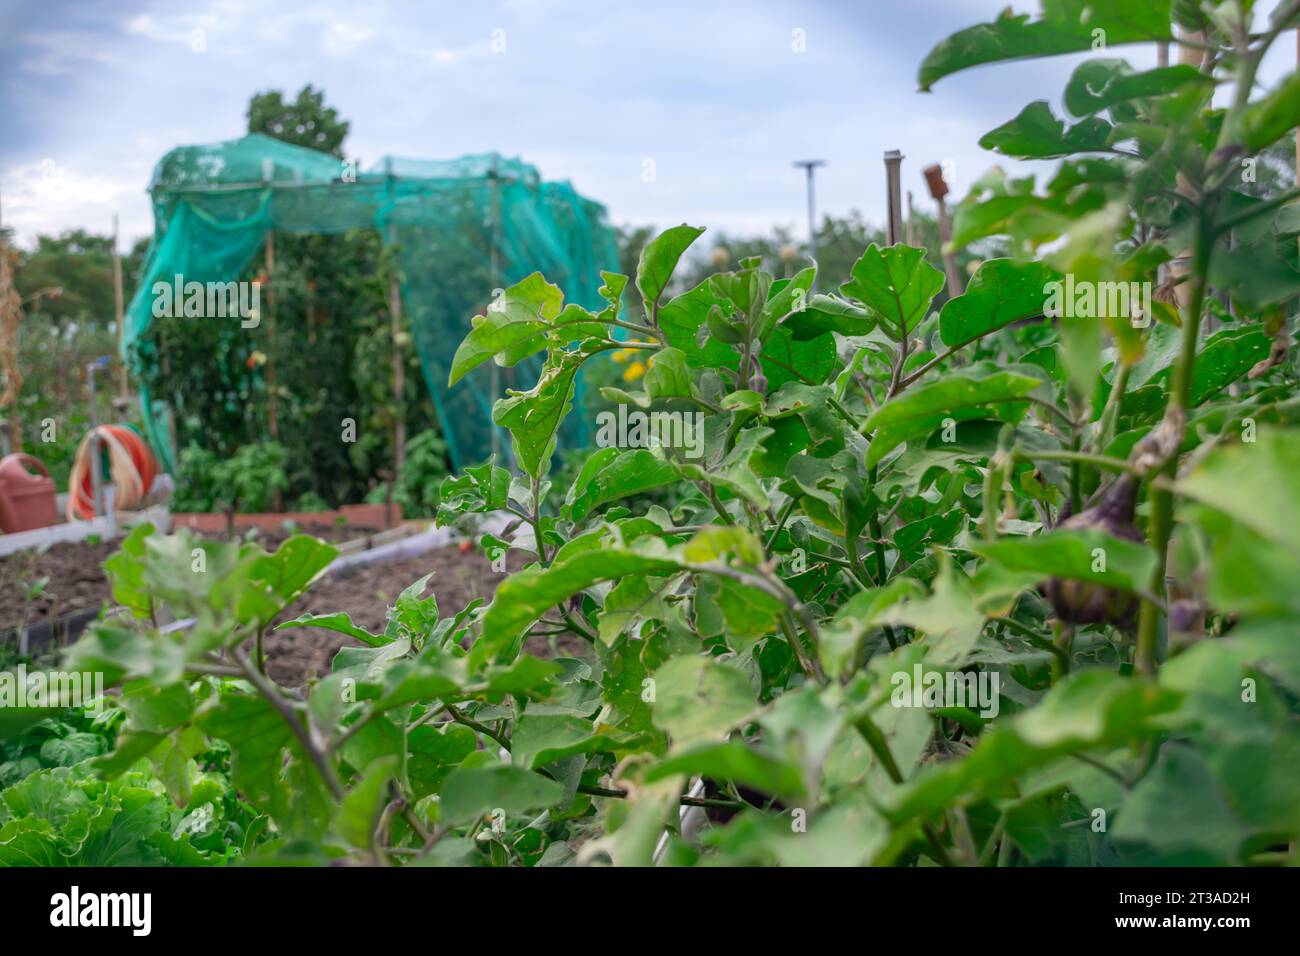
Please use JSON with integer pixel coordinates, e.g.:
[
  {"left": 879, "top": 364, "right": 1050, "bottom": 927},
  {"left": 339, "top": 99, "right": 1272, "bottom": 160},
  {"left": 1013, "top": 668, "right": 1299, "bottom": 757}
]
[
  {"left": 623, "top": 360, "right": 647, "bottom": 382},
  {"left": 612, "top": 349, "right": 629, "bottom": 363}
]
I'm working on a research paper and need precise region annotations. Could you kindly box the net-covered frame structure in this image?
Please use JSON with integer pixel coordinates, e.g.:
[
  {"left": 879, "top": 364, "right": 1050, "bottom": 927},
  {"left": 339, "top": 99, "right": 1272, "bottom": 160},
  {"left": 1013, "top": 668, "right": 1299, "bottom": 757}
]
[{"left": 123, "top": 133, "right": 619, "bottom": 474}]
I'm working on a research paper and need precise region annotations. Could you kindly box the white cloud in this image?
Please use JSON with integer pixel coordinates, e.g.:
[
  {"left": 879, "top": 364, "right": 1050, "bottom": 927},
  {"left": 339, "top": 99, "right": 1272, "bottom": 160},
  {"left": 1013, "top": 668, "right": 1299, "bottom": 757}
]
[
  {"left": 1, "top": 157, "right": 147, "bottom": 243},
  {"left": 16, "top": 30, "right": 119, "bottom": 76}
]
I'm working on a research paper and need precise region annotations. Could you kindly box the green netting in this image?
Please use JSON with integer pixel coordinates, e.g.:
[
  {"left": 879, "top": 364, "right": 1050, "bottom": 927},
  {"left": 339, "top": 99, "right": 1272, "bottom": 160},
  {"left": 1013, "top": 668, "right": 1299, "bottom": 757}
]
[{"left": 122, "top": 132, "right": 619, "bottom": 473}]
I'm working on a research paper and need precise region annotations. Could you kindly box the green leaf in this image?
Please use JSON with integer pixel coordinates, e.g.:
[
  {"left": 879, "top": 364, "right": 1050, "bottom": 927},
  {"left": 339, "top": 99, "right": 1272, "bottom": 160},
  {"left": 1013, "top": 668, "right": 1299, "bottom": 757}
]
[
  {"left": 386, "top": 573, "right": 439, "bottom": 644},
  {"left": 1064, "top": 60, "right": 1211, "bottom": 117},
  {"left": 694, "top": 574, "right": 784, "bottom": 652},
  {"left": 38, "top": 733, "right": 106, "bottom": 768},
  {"left": 918, "top": 0, "right": 1173, "bottom": 91},
  {"left": 1185, "top": 503, "right": 1300, "bottom": 619},
  {"left": 438, "top": 765, "right": 565, "bottom": 825},
  {"left": 511, "top": 713, "right": 649, "bottom": 770},
  {"left": 448, "top": 272, "right": 564, "bottom": 385},
  {"left": 641, "top": 346, "right": 693, "bottom": 400},
  {"left": 644, "top": 739, "right": 803, "bottom": 798},
  {"left": 474, "top": 548, "right": 680, "bottom": 670},
  {"left": 781, "top": 294, "right": 877, "bottom": 340},
  {"left": 842, "top": 244, "right": 944, "bottom": 337},
  {"left": 637, "top": 224, "right": 705, "bottom": 314},
  {"left": 335, "top": 756, "right": 398, "bottom": 850},
  {"left": 673, "top": 426, "right": 773, "bottom": 509},
  {"left": 597, "top": 573, "right": 677, "bottom": 643},
  {"left": 704, "top": 803, "right": 899, "bottom": 866},
  {"left": 980, "top": 101, "right": 1113, "bottom": 158},
  {"left": 1208, "top": 242, "right": 1300, "bottom": 311},
  {"left": 437, "top": 457, "right": 513, "bottom": 521},
  {"left": 564, "top": 447, "right": 679, "bottom": 522},
  {"left": 976, "top": 528, "right": 1156, "bottom": 592},
  {"left": 407, "top": 725, "right": 477, "bottom": 799},
  {"left": 239, "top": 535, "right": 339, "bottom": 628},
  {"left": 1176, "top": 427, "right": 1300, "bottom": 557},
  {"left": 1227, "top": 70, "right": 1300, "bottom": 152},
  {"left": 938, "top": 258, "right": 1060, "bottom": 349},
  {"left": 102, "top": 523, "right": 155, "bottom": 619},
  {"left": 198, "top": 691, "right": 332, "bottom": 839},
  {"left": 492, "top": 351, "right": 583, "bottom": 478},
  {"left": 598, "top": 271, "right": 628, "bottom": 311},
  {"left": 888, "top": 671, "right": 1179, "bottom": 823},
  {"left": 650, "top": 655, "right": 757, "bottom": 745},
  {"left": 1109, "top": 747, "right": 1251, "bottom": 864},
  {"left": 277, "top": 611, "right": 388, "bottom": 647},
  {"left": 864, "top": 369, "right": 1041, "bottom": 467},
  {"left": 1187, "top": 327, "right": 1273, "bottom": 405}
]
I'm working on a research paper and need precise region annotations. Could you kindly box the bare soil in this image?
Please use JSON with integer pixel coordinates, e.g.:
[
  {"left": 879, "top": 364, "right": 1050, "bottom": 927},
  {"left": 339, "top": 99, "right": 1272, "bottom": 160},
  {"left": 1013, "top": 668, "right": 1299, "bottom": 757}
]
[
  {"left": 0, "top": 523, "right": 380, "bottom": 633},
  {"left": 1, "top": 526, "right": 586, "bottom": 687},
  {"left": 264, "top": 544, "right": 522, "bottom": 686}
]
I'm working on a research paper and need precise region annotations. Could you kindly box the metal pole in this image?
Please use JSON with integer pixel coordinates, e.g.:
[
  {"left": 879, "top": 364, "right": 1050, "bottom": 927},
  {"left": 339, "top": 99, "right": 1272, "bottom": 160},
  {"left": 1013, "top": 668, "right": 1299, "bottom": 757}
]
[
  {"left": 883, "top": 150, "right": 904, "bottom": 246},
  {"left": 793, "top": 160, "right": 826, "bottom": 286}
]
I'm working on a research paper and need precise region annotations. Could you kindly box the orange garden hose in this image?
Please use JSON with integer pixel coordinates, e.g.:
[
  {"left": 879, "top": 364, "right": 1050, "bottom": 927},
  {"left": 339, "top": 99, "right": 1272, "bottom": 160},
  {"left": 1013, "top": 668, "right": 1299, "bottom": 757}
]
[{"left": 66, "top": 425, "right": 158, "bottom": 521}]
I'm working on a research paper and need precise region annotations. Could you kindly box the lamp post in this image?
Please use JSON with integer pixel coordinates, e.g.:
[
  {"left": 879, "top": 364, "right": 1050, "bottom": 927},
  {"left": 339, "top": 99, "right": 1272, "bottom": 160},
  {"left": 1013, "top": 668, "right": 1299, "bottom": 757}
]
[{"left": 793, "top": 160, "right": 826, "bottom": 287}]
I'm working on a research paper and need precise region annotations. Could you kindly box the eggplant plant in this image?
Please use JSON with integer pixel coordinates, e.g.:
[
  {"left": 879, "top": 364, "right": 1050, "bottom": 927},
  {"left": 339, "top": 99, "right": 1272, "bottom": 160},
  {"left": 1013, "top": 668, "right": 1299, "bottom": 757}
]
[{"left": 4, "top": 0, "right": 1299, "bottom": 867}]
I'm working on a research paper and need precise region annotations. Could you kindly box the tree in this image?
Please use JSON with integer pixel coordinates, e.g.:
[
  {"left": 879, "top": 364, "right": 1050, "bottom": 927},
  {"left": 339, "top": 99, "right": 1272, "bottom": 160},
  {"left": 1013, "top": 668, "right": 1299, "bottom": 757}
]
[
  {"left": 13, "top": 230, "right": 147, "bottom": 326},
  {"left": 246, "top": 84, "right": 350, "bottom": 158}
]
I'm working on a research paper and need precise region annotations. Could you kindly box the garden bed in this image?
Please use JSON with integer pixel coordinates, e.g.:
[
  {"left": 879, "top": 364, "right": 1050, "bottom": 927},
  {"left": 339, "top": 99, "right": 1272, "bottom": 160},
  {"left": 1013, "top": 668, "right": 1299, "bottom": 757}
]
[
  {"left": 1, "top": 517, "right": 570, "bottom": 685},
  {"left": 263, "top": 544, "right": 546, "bottom": 686},
  {"left": 0, "top": 520, "right": 384, "bottom": 646}
]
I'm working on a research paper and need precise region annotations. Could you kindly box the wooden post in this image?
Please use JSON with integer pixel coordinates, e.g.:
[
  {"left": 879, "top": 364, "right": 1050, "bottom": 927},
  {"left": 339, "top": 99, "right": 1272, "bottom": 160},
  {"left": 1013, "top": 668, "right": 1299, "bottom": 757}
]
[
  {"left": 922, "top": 163, "right": 963, "bottom": 297},
  {"left": 0, "top": 230, "right": 21, "bottom": 453},
  {"left": 113, "top": 214, "right": 127, "bottom": 399},
  {"left": 1168, "top": 28, "right": 1205, "bottom": 312},
  {"left": 388, "top": 223, "right": 406, "bottom": 474},
  {"left": 263, "top": 229, "right": 278, "bottom": 441},
  {"left": 306, "top": 279, "right": 317, "bottom": 346},
  {"left": 906, "top": 190, "right": 916, "bottom": 247}
]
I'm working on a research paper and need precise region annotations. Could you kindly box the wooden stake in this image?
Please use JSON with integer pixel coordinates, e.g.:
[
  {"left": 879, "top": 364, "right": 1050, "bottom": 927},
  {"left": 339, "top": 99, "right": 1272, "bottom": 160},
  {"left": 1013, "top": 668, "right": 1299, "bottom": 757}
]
[
  {"left": 113, "top": 214, "right": 126, "bottom": 399},
  {"left": 388, "top": 223, "right": 406, "bottom": 474},
  {"left": 922, "top": 163, "right": 963, "bottom": 297},
  {"left": 306, "top": 278, "right": 317, "bottom": 346},
  {"left": 1169, "top": 29, "right": 1205, "bottom": 312},
  {"left": 264, "top": 229, "right": 278, "bottom": 440}
]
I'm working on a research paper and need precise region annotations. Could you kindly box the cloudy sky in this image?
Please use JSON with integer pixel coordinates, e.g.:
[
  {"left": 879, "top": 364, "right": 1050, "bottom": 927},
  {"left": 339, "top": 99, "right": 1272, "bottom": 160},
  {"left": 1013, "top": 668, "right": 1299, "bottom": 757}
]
[{"left": 1, "top": 0, "right": 1295, "bottom": 249}]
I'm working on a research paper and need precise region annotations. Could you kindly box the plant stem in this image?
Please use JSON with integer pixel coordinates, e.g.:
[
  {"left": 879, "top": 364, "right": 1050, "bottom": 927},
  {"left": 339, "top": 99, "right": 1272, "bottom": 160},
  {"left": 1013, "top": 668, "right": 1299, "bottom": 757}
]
[
  {"left": 232, "top": 645, "right": 344, "bottom": 801},
  {"left": 445, "top": 703, "right": 511, "bottom": 751},
  {"left": 1135, "top": 225, "right": 1210, "bottom": 676},
  {"left": 764, "top": 497, "right": 797, "bottom": 550},
  {"left": 853, "top": 713, "right": 953, "bottom": 866},
  {"left": 576, "top": 783, "right": 743, "bottom": 811},
  {"left": 1015, "top": 449, "right": 1137, "bottom": 475},
  {"left": 779, "top": 610, "right": 823, "bottom": 683},
  {"left": 1052, "top": 621, "right": 1074, "bottom": 683},
  {"left": 528, "top": 474, "right": 549, "bottom": 565}
]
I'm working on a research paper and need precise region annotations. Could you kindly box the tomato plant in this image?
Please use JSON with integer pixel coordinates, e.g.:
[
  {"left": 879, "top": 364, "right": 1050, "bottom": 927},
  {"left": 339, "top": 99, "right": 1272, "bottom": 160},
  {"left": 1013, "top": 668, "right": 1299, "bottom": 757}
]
[{"left": 4, "top": 0, "right": 1299, "bottom": 868}]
